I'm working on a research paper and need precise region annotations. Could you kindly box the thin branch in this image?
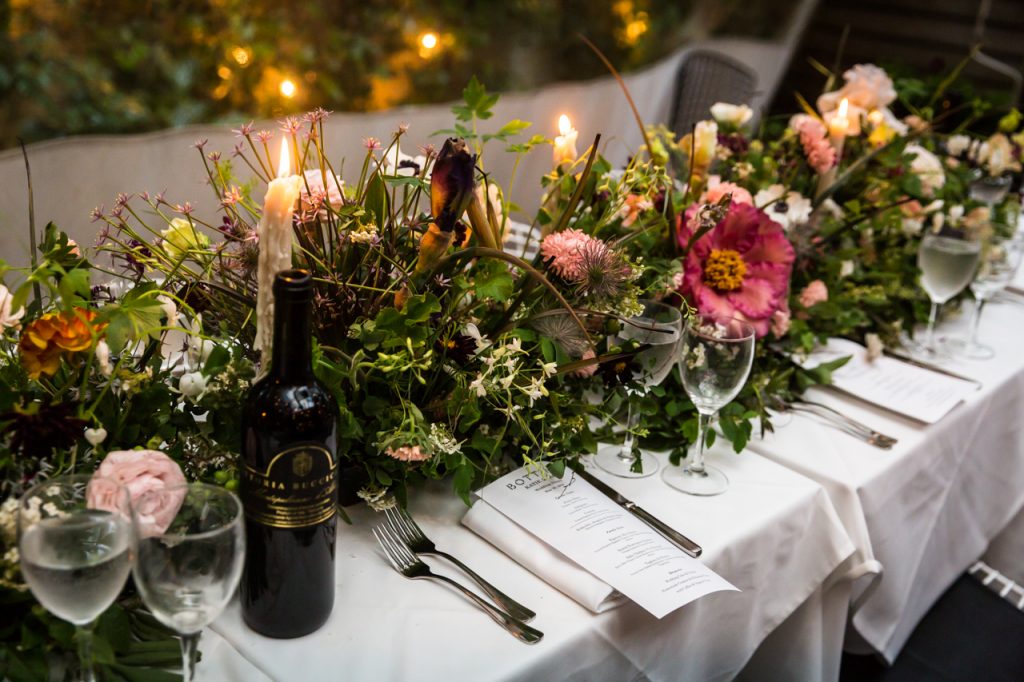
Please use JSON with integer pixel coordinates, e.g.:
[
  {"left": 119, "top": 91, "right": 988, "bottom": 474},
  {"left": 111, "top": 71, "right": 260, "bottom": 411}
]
[
  {"left": 19, "top": 140, "right": 42, "bottom": 305},
  {"left": 578, "top": 34, "right": 653, "bottom": 159}
]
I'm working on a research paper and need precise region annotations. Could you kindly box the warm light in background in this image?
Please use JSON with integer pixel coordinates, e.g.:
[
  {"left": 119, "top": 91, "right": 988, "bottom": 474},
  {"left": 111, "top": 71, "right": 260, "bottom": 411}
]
[
  {"left": 217, "top": 65, "right": 232, "bottom": 80},
  {"left": 420, "top": 32, "right": 438, "bottom": 50},
  {"left": 277, "top": 139, "right": 291, "bottom": 178},
  {"left": 232, "top": 46, "right": 251, "bottom": 67},
  {"left": 558, "top": 114, "right": 573, "bottom": 137},
  {"left": 279, "top": 78, "right": 297, "bottom": 98},
  {"left": 418, "top": 31, "right": 442, "bottom": 58}
]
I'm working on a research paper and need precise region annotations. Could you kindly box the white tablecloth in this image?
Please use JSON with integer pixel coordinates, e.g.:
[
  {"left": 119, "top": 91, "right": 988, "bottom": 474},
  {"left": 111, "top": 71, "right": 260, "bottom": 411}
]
[
  {"left": 206, "top": 451, "right": 854, "bottom": 681},
  {"left": 749, "top": 297, "right": 1024, "bottom": 662}
]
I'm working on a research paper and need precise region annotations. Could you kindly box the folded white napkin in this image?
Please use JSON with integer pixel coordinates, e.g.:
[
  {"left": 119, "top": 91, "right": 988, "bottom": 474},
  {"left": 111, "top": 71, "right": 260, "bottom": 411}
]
[{"left": 461, "top": 498, "right": 627, "bottom": 614}]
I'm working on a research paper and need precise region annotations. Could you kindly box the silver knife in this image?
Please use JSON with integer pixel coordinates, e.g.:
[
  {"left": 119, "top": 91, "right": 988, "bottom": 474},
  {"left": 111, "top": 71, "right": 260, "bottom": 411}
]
[
  {"left": 568, "top": 462, "right": 703, "bottom": 557},
  {"left": 884, "top": 350, "right": 982, "bottom": 387}
]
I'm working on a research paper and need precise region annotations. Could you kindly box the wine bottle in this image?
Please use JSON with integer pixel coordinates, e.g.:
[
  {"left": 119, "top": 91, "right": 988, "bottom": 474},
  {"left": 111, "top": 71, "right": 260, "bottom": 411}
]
[{"left": 240, "top": 269, "right": 339, "bottom": 638}]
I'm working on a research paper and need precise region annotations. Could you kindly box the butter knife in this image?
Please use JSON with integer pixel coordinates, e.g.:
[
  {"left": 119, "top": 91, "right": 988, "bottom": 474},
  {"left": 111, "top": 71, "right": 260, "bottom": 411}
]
[{"left": 568, "top": 461, "right": 702, "bottom": 557}]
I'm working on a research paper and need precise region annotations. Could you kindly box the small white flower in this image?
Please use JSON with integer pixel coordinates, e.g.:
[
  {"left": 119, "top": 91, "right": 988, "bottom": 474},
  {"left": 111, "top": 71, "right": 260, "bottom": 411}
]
[
  {"left": 157, "top": 294, "right": 178, "bottom": 327},
  {"left": 95, "top": 340, "right": 113, "bottom": 377},
  {"left": 0, "top": 285, "right": 25, "bottom": 330},
  {"left": 540, "top": 361, "right": 558, "bottom": 378},
  {"left": 946, "top": 135, "right": 971, "bottom": 157},
  {"left": 839, "top": 260, "right": 855, "bottom": 278},
  {"left": 865, "top": 333, "right": 884, "bottom": 362},
  {"left": 710, "top": 102, "right": 753, "bottom": 127},
  {"left": 468, "top": 375, "right": 487, "bottom": 397},
  {"left": 178, "top": 371, "right": 208, "bottom": 399},
  {"left": 687, "top": 344, "right": 707, "bottom": 370},
  {"left": 84, "top": 427, "right": 108, "bottom": 446},
  {"left": 189, "top": 338, "right": 215, "bottom": 365}
]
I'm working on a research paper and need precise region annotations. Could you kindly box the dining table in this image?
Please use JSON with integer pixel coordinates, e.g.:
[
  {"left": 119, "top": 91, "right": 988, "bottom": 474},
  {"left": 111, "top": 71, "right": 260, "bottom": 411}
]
[{"left": 195, "top": 294, "right": 1024, "bottom": 681}]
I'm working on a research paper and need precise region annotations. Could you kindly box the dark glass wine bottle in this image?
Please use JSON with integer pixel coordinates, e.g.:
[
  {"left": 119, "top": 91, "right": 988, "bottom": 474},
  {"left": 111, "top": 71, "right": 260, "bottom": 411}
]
[{"left": 240, "top": 269, "right": 338, "bottom": 638}]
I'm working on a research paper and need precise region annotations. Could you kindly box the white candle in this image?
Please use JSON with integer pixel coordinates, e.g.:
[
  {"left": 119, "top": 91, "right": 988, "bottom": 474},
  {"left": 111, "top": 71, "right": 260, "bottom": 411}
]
[
  {"left": 827, "top": 97, "right": 850, "bottom": 142},
  {"left": 553, "top": 114, "right": 579, "bottom": 167},
  {"left": 255, "top": 140, "right": 302, "bottom": 358}
]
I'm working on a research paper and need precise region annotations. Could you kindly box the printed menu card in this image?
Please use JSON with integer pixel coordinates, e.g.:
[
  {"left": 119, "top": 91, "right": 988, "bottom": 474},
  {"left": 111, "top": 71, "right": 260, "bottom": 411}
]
[
  {"left": 796, "top": 337, "right": 977, "bottom": 423},
  {"left": 476, "top": 467, "right": 737, "bottom": 619}
]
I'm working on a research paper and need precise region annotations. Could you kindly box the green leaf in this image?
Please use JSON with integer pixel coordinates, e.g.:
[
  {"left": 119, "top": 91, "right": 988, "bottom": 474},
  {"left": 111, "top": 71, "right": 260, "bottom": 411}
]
[
  {"left": 103, "top": 286, "right": 165, "bottom": 350},
  {"left": 364, "top": 173, "right": 389, "bottom": 230},
  {"left": 453, "top": 462, "right": 475, "bottom": 505},
  {"left": 57, "top": 267, "right": 91, "bottom": 305},
  {"left": 452, "top": 76, "right": 499, "bottom": 122},
  {"left": 483, "top": 119, "right": 531, "bottom": 142},
  {"left": 472, "top": 260, "right": 513, "bottom": 301}
]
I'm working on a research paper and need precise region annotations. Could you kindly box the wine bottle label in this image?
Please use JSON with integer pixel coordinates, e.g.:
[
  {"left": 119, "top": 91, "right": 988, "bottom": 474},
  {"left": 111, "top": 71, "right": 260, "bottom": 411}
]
[{"left": 241, "top": 444, "right": 337, "bottom": 529}]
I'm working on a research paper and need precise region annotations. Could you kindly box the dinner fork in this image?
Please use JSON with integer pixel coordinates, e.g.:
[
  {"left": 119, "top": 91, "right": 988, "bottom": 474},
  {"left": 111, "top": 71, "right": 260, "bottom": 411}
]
[
  {"left": 372, "top": 525, "right": 544, "bottom": 644},
  {"left": 777, "top": 399, "right": 897, "bottom": 449},
  {"left": 383, "top": 506, "right": 537, "bottom": 622}
]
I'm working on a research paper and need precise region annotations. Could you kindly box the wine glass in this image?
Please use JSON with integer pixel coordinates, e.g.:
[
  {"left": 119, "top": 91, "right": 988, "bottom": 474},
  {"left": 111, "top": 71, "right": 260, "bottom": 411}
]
[
  {"left": 17, "top": 475, "right": 133, "bottom": 682},
  {"left": 913, "top": 231, "right": 981, "bottom": 356},
  {"left": 594, "top": 300, "right": 682, "bottom": 478},
  {"left": 949, "top": 230, "right": 1023, "bottom": 359},
  {"left": 662, "top": 315, "right": 755, "bottom": 496},
  {"left": 131, "top": 483, "right": 244, "bottom": 681}
]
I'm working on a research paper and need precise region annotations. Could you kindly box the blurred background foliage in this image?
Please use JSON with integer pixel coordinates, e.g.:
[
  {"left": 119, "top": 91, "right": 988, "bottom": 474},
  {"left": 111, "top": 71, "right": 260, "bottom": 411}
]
[{"left": 0, "top": 0, "right": 800, "bottom": 149}]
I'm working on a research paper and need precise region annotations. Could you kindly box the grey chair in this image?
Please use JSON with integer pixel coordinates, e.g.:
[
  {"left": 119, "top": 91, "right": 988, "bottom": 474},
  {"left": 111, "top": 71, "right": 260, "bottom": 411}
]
[{"left": 668, "top": 49, "right": 758, "bottom": 137}]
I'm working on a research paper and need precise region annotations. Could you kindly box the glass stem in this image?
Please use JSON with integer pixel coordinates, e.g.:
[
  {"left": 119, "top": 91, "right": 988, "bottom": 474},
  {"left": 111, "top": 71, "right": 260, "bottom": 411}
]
[
  {"left": 969, "top": 296, "right": 987, "bottom": 347},
  {"left": 925, "top": 300, "right": 940, "bottom": 352},
  {"left": 76, "top": 621, "right": 97, "bottom": 682},
  {"left": 689, "top": 412, "right": 713, "bottom": 476},
  {"left": 180, "top": 631, "right": 200, "bottom": 682},
  {"left": 618, "top": 393, "right": 641, "bottom": 464}
]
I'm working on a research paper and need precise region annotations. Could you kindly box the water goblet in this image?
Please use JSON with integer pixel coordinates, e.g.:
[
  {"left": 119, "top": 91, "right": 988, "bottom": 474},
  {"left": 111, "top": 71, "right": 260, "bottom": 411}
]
[
  {"left": 17, "top": 474, "right": 134, "bottom": 682},
  {"left": 594, "top": 300, "right": 682, "bottom": 478},
  {"left": 913, "top": 231, "right": 981, "bottom": 357},
  {"left": 949, "top": 230, "right": 1023, "bottom": 359},
  {"left": 130, "top": 483, "right": 244, "bottom": 681},
  {"left": 662, "top": 315, "right": 755, "bottom": 496}
]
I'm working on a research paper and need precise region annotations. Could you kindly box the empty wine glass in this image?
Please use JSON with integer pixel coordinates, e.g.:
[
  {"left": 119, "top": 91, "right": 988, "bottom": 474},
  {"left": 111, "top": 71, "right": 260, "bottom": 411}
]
[
  {"left": 594, "top": 300, "right": 682, "bottom": 478},
  {"left": 18, "top": 475, "right": 133, "bottom": 682},
  {"left": 131, "top": 483, "right": 244, "bottom": 681},
  {"left": 662, "top": 315, "right": 755, "bottom": 496},
  {"left": 913, "top": 231, "right": 981, "bottom": 356},
  {"left": 949, "top": 230, "right": 1023, "bottom": 359}
]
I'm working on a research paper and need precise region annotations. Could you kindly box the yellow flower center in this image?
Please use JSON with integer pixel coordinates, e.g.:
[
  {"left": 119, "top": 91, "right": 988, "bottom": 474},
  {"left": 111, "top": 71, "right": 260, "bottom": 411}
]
[{"left": 703, "top": 249, "right": 747, "bottom": 291}]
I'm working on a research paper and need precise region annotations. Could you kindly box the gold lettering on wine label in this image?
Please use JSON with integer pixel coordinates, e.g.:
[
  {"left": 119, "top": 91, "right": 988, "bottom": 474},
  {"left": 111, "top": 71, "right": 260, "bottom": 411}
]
[{"left": 241, "top": 444, "right": 337, "bottom": 529}]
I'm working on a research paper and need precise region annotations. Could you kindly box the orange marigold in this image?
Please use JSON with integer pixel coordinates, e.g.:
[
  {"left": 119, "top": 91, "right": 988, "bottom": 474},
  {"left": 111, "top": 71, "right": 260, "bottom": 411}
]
[{"left": 19, "top": 309, "right": 106, "bottom": 379}]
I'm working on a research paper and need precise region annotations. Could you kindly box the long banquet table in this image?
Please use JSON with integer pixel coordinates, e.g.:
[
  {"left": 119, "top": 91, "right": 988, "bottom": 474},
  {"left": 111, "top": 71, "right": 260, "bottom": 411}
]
[{"left": 197, "top": 295, "right": 1024, "bottom": 681}]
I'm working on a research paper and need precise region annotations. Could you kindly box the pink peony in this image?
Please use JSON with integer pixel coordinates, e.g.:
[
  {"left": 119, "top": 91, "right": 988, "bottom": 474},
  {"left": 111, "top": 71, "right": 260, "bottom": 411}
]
[
  {"left": 701, "top": 176, "right": 753, "bottom": 206},
  {"left": 540, "top": 228, "right": 596, "bottom": 280},
  {"left": 385, "top": 445, "right": 431, "bottom": 462},
  {"left": 88, "top": 450, "right": 187, "bottom": 537},
  {"left": 675, "top": 202, "right": 795, "bottom": 338},
  {"left": 791, "top": 116, "right": 837, "bottom": 175},
  {"left": 799, "top": 280, "right": 829, "bottom": 308},
  {"left": 771, "top": 306, "right": 791, "bottom": 338}
]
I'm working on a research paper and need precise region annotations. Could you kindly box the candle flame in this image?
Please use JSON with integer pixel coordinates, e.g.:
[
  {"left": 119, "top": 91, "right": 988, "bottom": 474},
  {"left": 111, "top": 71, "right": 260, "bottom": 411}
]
[
  {"left": 558, "top": 114, "right": 573, "bottom": 136},
  {"left": 837, "top": 98, "right": 849, "bottom": 120},
  {"left": 277, "top": 140, "right": 291, "bottom": 178}
]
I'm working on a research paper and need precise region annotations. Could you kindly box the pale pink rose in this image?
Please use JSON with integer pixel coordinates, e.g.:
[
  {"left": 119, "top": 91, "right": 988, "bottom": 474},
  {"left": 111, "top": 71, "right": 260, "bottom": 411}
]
[
  {"left": 700, "top": 176, "right": 753, "bottom": 206},
  {"left": 770, "top": 307, "right": 791, "bottom": 338},
  {"left": 300, "top": 169, "right": 345, "bottom": 215},
  {"left": 88, "top": 450, "right": 187, "bottom": 537},
  {"left": 798, "top": 280, "right": 829, "bottom": 308},
  {"left": 573, "top": 349, "right": 599, "bottom": 378},
  {"left": 385, "top": 445, "right": 431, "bottom": 462}
]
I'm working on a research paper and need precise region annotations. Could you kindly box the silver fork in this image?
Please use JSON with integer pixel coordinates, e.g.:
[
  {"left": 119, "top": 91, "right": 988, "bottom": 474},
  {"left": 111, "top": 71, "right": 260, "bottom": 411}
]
[
  {"left": 786, "top": 399, "right": 898, "bottom": 449},
  {"left": 383, "top": 506, "right": 537, "bottom": 622},
  {"left": 372, "top": 525, "right": 544, "bottom": 644}
]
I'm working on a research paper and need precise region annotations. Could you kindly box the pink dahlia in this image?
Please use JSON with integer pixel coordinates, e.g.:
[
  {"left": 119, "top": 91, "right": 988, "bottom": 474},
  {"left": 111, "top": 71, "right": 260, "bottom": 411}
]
[
  {"left": 676, "top": 202, "right": 795, "bottom": 338},
  {"left": 540, "top": 228, "right": 595, "bottom": 279},
  {"left": 792, "top": 115, "right": 836, "bottom": 175}
]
